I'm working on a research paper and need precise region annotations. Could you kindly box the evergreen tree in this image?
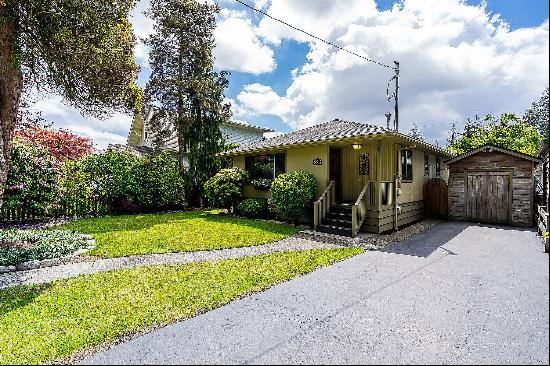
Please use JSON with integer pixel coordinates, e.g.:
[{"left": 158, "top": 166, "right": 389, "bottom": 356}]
[
  {"left": 464, "top": 114, "right": 483, "bottom": 137},
  {"left": 409, "top": 123, "right": 424, "bottom": 140},
  {"left": 524, "top": 87, "right": 549, "bottom": 146},
  {"left": 447, "top": 122, "right": 460, "bottom": 146},
  {"left": 144, "top": 0, "right": 230, "bottom": 206}
]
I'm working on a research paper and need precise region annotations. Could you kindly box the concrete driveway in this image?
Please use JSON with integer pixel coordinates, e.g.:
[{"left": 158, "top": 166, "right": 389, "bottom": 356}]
[{"left": 83, "top": 222, "right": 549, "bottom": 365}]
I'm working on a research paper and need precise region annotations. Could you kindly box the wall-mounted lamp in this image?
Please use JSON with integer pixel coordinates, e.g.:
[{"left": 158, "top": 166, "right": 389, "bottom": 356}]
[{"left": 351, "top": 143, "right": 362, "bottom": 150}]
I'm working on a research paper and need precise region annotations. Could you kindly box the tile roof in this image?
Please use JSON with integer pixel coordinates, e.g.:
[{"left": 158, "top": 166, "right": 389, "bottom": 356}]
[{"left": 221, "top": 119, "right": 388, "bottom": 155}]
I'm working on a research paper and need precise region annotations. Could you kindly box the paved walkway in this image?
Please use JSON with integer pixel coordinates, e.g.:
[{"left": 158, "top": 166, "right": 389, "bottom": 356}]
[
  {"left": 82, "top": 222, "right": 549, "bottom": 365},
  {"left": 0, "top": 237, "right": 341, "bottom": 289}
]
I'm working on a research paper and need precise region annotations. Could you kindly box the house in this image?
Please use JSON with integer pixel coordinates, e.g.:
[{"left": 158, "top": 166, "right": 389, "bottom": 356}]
[
  {"left": 220, "top": 119, "right": 452, "bottom": 236},
  {"left": 122, "top": 108, "right": 273, "bottom": 164},
  {"left": 445, "top": 144, "right": 541, "bottom": 227}
]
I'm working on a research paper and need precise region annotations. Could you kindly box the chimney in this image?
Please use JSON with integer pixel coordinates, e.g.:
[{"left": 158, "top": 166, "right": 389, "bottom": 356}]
[{"left": 385, "top": 112, "right": 392, "bottom": 130}]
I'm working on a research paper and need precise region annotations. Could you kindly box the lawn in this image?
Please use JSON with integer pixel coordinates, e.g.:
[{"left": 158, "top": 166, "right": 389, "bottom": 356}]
[
  {"left": 0, "top": 248, "right": 362, "bottom": 365},
  {"left": 58, "top": 210, "right": 300, "bottom": 258}
]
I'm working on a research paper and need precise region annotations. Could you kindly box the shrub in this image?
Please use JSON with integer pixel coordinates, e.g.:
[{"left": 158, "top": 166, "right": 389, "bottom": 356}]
[
  {"left": 270, "top": 170, "right": 317, "bottom": 219},
  {"left": 59, "top": 151, "right": 141, "bottom": 214},
  {"left": 0, "top": 229, "right": 89, "bottom": 266},
  {"left": 134, "top": 152, "right": 186, "bottom": 211},
  {"left": 3, "top": 143, "right": 59, "bottom": 216},
  {"left": 203, "top": 168, "right": 248, "bottom": 211},
  {"left": 236, "top": 198, "right": 268, "bottom": 218}
]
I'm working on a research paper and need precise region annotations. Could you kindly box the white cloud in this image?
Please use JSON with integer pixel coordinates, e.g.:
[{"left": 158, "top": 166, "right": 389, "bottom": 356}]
[
  {"left": 237, "top": 0, "right": 549, "bottom": 143},
  {"left": 214, "top": 9, "right": 276, "bottom": 74}
]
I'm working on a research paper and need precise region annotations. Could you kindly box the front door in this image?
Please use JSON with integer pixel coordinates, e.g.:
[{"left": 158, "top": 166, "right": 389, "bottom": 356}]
[{"left": 329, "top": 148, "right": 341, "bottom": 201}]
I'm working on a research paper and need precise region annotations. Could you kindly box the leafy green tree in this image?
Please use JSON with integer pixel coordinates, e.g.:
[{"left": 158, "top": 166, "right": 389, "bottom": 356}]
[
  {"left": 144, "top": 0, "right": 230, "bottom": 207},
  {"left": 448, "top": 113, "right": 541, "bottom": 156},
  {"left": 524, "top": 87, "right": 549, "bottom": 146},
  {"left": 0, "top": 0, "right": 141, "bottom": 209}
]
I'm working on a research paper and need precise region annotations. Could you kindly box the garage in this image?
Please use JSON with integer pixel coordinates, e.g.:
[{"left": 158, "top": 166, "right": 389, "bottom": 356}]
[{"left": 446, "top": 144, "right": 541, "bottom": 226}]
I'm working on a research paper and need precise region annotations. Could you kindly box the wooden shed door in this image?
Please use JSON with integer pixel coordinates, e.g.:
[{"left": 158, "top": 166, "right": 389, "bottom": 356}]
[{"left": 466, "top": 171, "right": 511, "bottom": 225}]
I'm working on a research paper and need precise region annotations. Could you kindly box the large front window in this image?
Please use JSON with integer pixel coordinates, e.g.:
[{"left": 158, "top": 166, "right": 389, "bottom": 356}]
[
  {"left": 245, "top": 153, "right": 285, "bottom": 190},
  {"left": 401, "top": 149, "right": 413, "bottom": 181}
]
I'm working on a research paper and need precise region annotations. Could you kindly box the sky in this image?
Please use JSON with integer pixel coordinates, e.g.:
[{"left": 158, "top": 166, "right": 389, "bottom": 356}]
[{"left": 29, "top": 0, "right": 549, "bottom": 148}]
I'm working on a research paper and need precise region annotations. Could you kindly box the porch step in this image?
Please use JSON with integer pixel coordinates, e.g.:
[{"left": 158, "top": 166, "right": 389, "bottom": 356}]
[
  {"left": 325, "top": 212, "right": 353, "bottom": 221},
  {"left": 323, "top": 218, "right": 352, "bottom": 227},
  {"left": 316, "top": 224, "right": 353, "bottom": 237},
  {"left": 330, "top": 204, "right": 354, "bottom": 214}
]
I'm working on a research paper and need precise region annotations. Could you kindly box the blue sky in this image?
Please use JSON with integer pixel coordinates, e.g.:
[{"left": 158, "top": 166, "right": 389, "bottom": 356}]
[{"left": 33, "top": 0, "right": 549, "bottom": 148}]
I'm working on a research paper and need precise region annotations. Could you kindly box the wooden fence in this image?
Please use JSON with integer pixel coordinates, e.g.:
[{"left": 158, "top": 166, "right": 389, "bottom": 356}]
[
  {"left": 536, "top": 204, "right": 549, "bottom": 253},
  {"left": 424, "top": 178, "right": 448, "bottom": 219},
  {"left": 0, "top": 199, "right": 103, "bottom": 223}
]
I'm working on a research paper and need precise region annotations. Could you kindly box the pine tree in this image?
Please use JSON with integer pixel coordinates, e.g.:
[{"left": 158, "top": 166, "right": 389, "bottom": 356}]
[
  {"left": 447, "top": 122, "right": 460, "bottom": 146},
  {"left": 524, "top": 87, "right": 549, "bottom": 145},
  {"left": 409, "top": 123, "right": 424, "bottom": 140},
  {"left": 144, "top": 0, "right": 230, "bottom": 206}
]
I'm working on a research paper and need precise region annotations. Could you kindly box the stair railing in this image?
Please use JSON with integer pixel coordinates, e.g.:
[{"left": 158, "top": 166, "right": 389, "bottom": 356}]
[
  {"left": 351, "top": 182, "right": 370, "bottom": 237},
  {"left": 313, "top": 181, "right": 335, "bottom": 230}
]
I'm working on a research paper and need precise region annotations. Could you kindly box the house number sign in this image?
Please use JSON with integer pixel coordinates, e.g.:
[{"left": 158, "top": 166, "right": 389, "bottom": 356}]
[{"left": 313, "top": 158, "right": 323, "bottom": 165}]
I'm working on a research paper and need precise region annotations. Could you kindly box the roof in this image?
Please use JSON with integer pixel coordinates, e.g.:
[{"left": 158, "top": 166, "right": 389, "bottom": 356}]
[
  {"left": 444, "top": 144, "right": 542, "bottom": 165},
  {"left": 224, "top": 120, "right": 274, "bottom": 133},
  {"left": 220, "top": 119, "right": 451, "bottom": 157}
]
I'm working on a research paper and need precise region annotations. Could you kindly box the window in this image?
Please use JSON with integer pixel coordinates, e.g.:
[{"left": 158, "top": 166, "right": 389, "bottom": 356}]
[
  {"left": 401, "top": 149, "right": 413, "bottom": 181},
  {"left": 424, "top": 153, "right": 430, "bottom": 177},
  {"left": 436, "top": 156, "right": 441, "bottom": 177},
  {"left": 245, "top": 153, "right": 285, "bottom": 189}
]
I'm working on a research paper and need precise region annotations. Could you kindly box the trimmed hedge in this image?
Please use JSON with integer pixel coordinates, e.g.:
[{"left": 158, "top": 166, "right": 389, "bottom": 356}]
[
  {"left": 235, "top": 198, "right": 268, "bottom": 218},
  {"left": 270, "top": 170, "right": 317, "bottom": 219}
]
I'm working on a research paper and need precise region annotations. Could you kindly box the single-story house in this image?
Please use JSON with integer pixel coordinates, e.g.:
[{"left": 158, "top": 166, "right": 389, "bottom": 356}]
[
  {"left": 445, "top": 144, "right": 541, "bottom": 226},
  {"left": 118, "top": 107, "right": 273, "bottom": 164},
  {"left": 221, "top": 119, "right": 452, "bottom": 236}
]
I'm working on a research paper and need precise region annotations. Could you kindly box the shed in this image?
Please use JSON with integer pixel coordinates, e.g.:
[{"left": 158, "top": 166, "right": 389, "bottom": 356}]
[{"left": 445, "top": 144, "right": 541, "bottom": 226}]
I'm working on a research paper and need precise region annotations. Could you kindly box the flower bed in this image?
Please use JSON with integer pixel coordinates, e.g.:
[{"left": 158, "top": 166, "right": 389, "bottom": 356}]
[{"left": 0, "top": 229, "right": 94, "bottom": 268}]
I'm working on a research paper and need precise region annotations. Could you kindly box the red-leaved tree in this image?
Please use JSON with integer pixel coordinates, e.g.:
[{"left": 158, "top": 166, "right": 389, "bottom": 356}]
[{"left": 15, "top": 126, "right": 94, "bottom": 162}]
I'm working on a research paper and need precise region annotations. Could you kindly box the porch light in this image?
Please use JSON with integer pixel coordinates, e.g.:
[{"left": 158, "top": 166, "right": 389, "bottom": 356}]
[{"left": 351, "top": 143, "right": 362, "bottom": 150}]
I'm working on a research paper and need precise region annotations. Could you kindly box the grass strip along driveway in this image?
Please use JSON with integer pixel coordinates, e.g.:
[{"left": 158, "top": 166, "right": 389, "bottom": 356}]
[
  {"left": 59, "top": 210, "right": 300, "bottom": 258},
  {"left": 0, "top": 248, "right": 362, "bottom": 365}
]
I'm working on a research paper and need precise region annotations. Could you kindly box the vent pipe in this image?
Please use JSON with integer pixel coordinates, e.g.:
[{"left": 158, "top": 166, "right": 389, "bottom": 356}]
[{"left": 385, "top": 112, "right": 392, "bottom": 130}]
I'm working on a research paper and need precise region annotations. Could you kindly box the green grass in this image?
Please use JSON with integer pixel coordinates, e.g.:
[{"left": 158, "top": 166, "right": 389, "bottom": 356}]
[
  {"left": 58, "top": 210, "right": 300, "bottom": 258},
  {"left": 0, "top": 248, "right": 362, "bottom": 365}
]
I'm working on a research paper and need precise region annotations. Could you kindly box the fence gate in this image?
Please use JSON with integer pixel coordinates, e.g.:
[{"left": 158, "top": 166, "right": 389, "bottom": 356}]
[{"left": 424, "top": 178, "right": 448, "bottom": 218}]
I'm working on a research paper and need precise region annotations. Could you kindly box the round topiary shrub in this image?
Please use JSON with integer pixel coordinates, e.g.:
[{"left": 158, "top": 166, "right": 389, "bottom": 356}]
[
  {"left": 235, "top": 198, "right": 268, "bottom": 218},
  {"left": 270, "top": 170, "right": 317, "bottom": 219},
  {"left": 203, "top": 168, "right": 249, "bottom": 211}
]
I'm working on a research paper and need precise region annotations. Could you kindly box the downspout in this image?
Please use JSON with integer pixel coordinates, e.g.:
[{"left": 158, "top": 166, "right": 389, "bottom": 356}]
[{"left": 395, "top": 145, "right": 402, "bottom": 231}]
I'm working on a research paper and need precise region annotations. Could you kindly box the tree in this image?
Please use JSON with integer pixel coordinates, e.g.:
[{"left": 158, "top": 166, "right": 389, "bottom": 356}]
[
  {"left": 15, "top": 124, "right": 93, "bottom": 161},
  {"left": 409, "top": 123, "right": 423, "bottom": 140},
  {"left": 447, "top": 122, "right": 460, "bottom": 146},
  {"left": 524, "top": 87, "right": 549, "bottom": 146},
  {"left": 144, "top": 0, "right": 230, "bottom": 206},
  {"left": 464, "top": 114, "right": 483, "bottom": 137},
  {"left": 0, "top": 0, "right": 141, "bottom": 209},
  {"left": 448, "top": 113, "right": 541, "bottom": 156}
]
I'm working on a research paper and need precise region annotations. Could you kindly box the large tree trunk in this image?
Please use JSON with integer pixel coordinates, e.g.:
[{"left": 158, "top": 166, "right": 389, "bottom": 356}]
[{"left": 0, "top": 14, "right": 23, "bottom": 210}]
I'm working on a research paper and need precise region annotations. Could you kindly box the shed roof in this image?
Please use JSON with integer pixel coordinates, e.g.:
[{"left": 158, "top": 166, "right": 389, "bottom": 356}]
[
  {"left": 444, "top": 144, "right": 542, "bottom": 165},
  {"left": 220, "top": 119, "right": 451, "bottom": 157}
]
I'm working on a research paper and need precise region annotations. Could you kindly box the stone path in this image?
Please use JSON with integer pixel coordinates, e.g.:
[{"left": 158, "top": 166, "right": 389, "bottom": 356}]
[{"left": 0, "top": 236, "right": 342, "bottom": 289}]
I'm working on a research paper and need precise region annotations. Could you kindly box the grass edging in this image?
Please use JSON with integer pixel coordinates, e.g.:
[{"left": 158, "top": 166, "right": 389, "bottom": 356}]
[{"left": 0, "top": 248, "right": 363, "bottom": 365}]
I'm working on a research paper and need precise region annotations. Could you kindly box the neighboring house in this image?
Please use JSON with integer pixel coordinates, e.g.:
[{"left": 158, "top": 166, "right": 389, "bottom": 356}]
[
  {"left": 122, "top": 108, "right": 273, "bottom": 165},
  {"left": 445, "top": 144, "right": 541, "bottom": 227},
  {"left": 220, "top": 119, "right": 452, "bottom": 236}
]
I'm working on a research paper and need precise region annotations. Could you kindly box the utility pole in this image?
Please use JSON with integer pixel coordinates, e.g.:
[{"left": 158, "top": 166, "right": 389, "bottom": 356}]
[
  {"left": 387, "top": 60, "right": 400, "bottom": 132},
  {"left": 393, "top": 60, "right": 399, "bottom": 132}
]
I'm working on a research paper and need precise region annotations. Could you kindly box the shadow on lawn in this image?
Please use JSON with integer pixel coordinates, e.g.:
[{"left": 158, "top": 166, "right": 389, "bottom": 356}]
[
  {"left": 60, "top": 210, "right": 297, "bottom": 236},
  {"left": 0, "top": 283, "right": 52, "bottom": 316}
]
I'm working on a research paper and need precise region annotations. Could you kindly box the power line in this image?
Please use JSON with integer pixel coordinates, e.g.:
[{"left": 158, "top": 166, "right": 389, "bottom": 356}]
[{"left": 233, "top": 0, "right": 394, "bottom": 70}]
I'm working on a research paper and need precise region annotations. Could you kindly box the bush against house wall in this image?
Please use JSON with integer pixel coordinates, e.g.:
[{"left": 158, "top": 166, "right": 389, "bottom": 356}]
[
  {"left": 270, "top": 170, "right": 317, "bottom": 219},
  {"left": 235, "top": 198, "right": 268, "bottom": 218},
  {"left": 203, "top": 168, "right": 249, "bottom": 212}
]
